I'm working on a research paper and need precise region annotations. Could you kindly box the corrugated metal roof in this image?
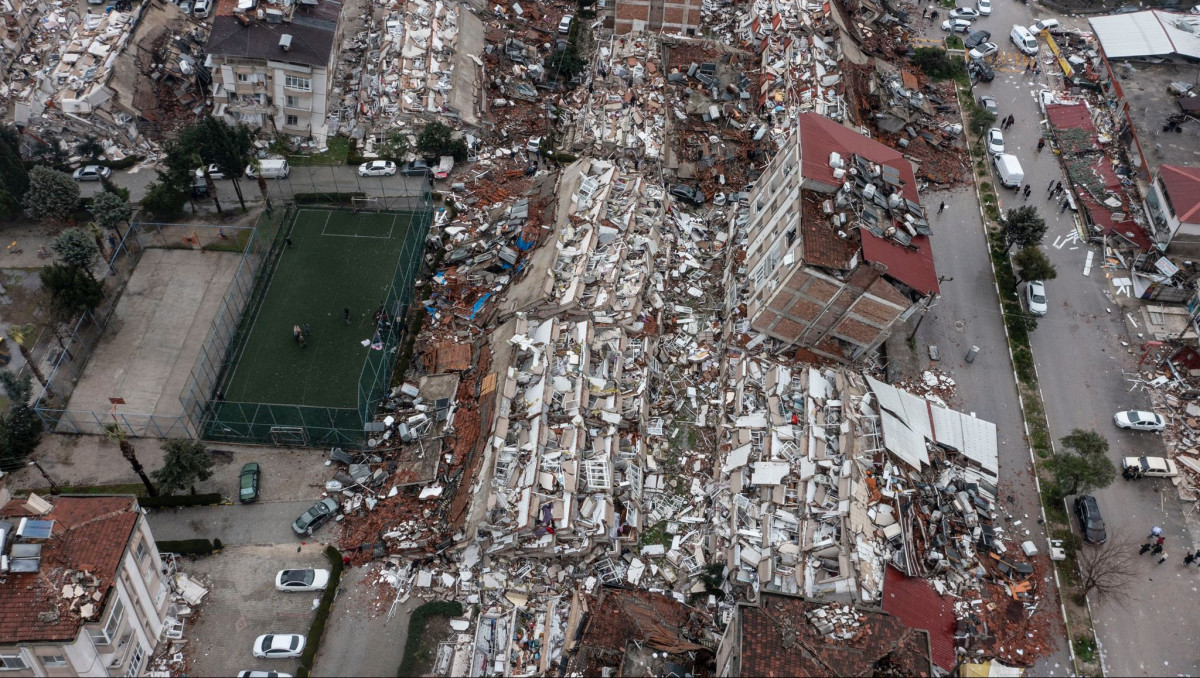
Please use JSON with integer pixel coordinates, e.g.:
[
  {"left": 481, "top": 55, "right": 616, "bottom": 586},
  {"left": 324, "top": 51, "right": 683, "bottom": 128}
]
[
  {"left": 867, "top": 376, "right": 997, "bottom": 476},
  {"left": 1089, "top": 10, "right": 1200, "bottom": 59}
]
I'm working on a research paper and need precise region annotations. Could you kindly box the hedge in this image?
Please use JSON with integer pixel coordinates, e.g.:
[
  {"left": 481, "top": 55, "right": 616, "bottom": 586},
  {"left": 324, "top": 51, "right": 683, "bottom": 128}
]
[
  {"left": 156, "top": 538, "right": 218, "bottom": 556},
  {"left": 293, "top": 191, "right": 365, "bottom": 205},
  {"left": 295, "top": 545, "right": 344, "bottom": 677},
  {"left": 398, "top": 601, "right": 464, "bottom": 677},
  {"left": 138, "top": 493, "right": 222, "bottom": 508},
  {"left": 93, "top": 155, "right": 144, "bottom": 171}
]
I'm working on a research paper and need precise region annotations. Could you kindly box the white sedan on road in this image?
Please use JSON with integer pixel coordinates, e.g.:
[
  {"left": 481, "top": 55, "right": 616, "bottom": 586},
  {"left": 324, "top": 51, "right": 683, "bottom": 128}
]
[
  {"left": 942, "top": 18, "right": 973, "bottom": 32},
  {"left": 977, "top": 0, "right": 992, "bottom": 15},
  {"left": 968, "top": 42, "right": 999, "bottom": 60},
  {"left": 986, "top": 127, "right": 1005, "bottom": 155},
  {"left": 950, "top": 7, "right": 981, "bottom": 20},
  {"left": 1024, "top": 280, "right": 1047, "bottom": 316},
  {"left": 357, "top": 160, "right": 397, "bottom": 177},
  {"left": 275, "top": 568, "right": 330, "bottom": 592},
  {"left": 72, "top": 165, "right": 112, "bottom": 182},
  {"left": 1114, "top": 410, "right": 1166, "bottom": 432},
  {"left": 253, "top": 634, "right": 305, "bottom": 659}
]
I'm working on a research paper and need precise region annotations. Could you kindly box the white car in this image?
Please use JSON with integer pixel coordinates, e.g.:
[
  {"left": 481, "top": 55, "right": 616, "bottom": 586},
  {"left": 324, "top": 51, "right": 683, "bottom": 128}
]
[
  {"left": 1025, "top": 280, "right": 1047, "bottom": 316},
  {"left": 1114, "top": 410, "right": 1166, "bottom": 432},
  {"left": 1029, "top": 18, "right": 1060, "bottom": 34},
  {"left": 950, "top": 7, "right": 981, "bottom": 20},
  {"left": 237, "top": 672, "right": 293, "bottom": 678},
  {"left": 193, "top": 0, "right": 211, "bottom": 17},
  {"left": 968, "top": 42, "right": 999, "bottom": 60},
  {"left": 357, "top": 160, "right": 397, "bottom": 177},
  {"left": 977, "top": 0, "right": 992, "bottom": 15},
  {"left": 194, "top": 164, "right": 226, "bottom": 180},
  {"left": 942, "top": 18, "right": 973, "bottom": 32},
  {"left": 252, "top": 634, "right": 305, "bottom": 659},
  {"left": 1122, "top": 456, "right": 1178, "bottom": 479},
  {"left": 72, "top": 165, "right": 112, "bottom": 182},
  {"left": 558, "top": 14, "right": 573, "bottom": 33},
  {"left": 986, "top": 127, "right": 1005, "bottom": 155},
  {"left": 275, "top": 569, "right": 331, "bottom": 592}
]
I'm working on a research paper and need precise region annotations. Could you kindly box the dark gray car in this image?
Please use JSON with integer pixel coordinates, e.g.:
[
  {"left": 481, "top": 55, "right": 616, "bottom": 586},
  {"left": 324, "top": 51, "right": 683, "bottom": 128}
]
[
  {"left": 292, "top": 497, "right": 339, "bottom": 535},
  {"left": 670, "top": 184, "right": 705, "bottom": 206},
  {"left": 1074, "top": 495, "right": 1107, "bottom": 544},
  {"left": 965, "top": 29, "right": 991, "bottom": 49}
]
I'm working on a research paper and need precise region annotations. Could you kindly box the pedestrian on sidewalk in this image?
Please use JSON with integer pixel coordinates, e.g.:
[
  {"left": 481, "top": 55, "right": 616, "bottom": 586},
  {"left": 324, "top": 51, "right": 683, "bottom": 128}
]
[
  {"left": 938, "top": 201, "right": 947, "bottom": 214},
  {"left": 1153, "top": 542, "right": 1164, "bottom": 556},
  {"left": 1022, "top": 185, "right": 1031, "bottom": 200},
  {"left": 1140, "top": 543, "right": 1153, "bottom": 555},
  {"left": 344, "top": 307, "right": 352, "bottom": 324},
  {"left": 1055, "top": 180, "right": 1063, "bottom": 194},
  {"left": 1060, "top": 197, "right": 1069, "bottom": 214},
  {"left": 1157, "top": 535, "right": 1166, "bottom": 547},
  {"left": 1159, "top": 552, "right": 1170, "bottom": 564},
  {"left": 1037, "top": 138, "right": 1046, "bottom": 152},
  {"left": 1185, "top": 551, "right": 1196, "bottom": 565},
  {"left": 1150, "top": 526, "right": 1164, "bottom": 538},
  {"left": 1046, "top": 180, "right": 1055, "bottom": 192},
  {"left": 285, "top": 237, "right": 293, "bottom": 248}
]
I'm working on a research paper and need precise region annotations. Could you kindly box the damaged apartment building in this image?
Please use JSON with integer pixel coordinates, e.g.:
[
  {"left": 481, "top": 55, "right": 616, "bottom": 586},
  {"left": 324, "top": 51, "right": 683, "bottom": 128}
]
[{"left": 734, "top": 112, "right": 940, "bottom": 363}]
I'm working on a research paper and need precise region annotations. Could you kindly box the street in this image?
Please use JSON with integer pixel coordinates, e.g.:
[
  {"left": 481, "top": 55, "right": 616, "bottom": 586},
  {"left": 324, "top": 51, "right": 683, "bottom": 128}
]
[
  {"left": 147, "top": 500, "right": 323, "bottom": 546},
  {"left": 912, "top": 2, "right": 1200, "bottom": 675}
]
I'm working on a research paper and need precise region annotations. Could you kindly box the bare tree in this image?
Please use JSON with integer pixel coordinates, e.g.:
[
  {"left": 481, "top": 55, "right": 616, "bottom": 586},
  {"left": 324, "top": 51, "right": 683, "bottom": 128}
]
[{"left": 1075, "top": 529, "right": 1138, "bottom": 607}]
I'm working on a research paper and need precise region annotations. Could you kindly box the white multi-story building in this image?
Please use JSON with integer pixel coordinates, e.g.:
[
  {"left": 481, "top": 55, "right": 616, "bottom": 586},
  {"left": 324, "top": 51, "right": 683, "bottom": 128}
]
[
  {"left": 205, "top": 0, "right": 343, "bottom": 144},
  {"left": 0, "top": 495, "right": 171, "bottom": 677}
]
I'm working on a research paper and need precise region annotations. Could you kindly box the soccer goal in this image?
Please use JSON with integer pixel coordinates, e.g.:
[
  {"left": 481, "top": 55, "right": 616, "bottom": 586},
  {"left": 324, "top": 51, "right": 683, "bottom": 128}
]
[{"left": 351, "top": 196, "right": 382, "bottom": 213}]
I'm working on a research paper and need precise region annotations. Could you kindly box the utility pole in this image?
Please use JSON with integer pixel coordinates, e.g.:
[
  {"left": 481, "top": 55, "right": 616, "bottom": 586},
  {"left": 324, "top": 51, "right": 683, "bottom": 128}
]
[{"left": 28, "top": 460, "right": 61, "bottom": 495}]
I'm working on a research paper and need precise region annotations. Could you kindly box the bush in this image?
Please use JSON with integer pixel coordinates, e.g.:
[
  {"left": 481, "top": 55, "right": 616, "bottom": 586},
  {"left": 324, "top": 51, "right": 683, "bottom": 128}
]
[
  {"left": 138, "top": 492, "right": 222, "bottom": 508},
  {"left": 155, "top": 538, "right": 216, "bottom": 555},
  {"left": 296, "top": 546, "right": 345, "bottom": 676},
  {"left": 912, "top": 47, "right": 965, "bottom": 81},
  {"left": 293, "top": 191, "right": 366, "bottom": 205},
  {"left": 93, "top": 155, "right": 144, "bottom": 171},
  {"left": 399, "top": 601, "right": 464, "bottom": 676}
]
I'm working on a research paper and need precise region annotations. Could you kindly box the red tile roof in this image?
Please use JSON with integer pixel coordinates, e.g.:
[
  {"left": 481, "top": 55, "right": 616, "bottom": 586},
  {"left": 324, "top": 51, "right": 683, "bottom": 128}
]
[
  {"left": 0, "top": 496, "right": 140, "bottom": 644},
  {"left": 860, "top": 230, "right": 940, "bottom": 296},
  {"left": 569, "top": 587, "right": 713, "bottom": 676},
  {"left": 882, "top": 566, "right": 958, "bottom": 672},
  {"left": 798, "top": 113, "right": 919, "bottom": 202},
  {"left": 740, "top": 593, "right": 935, "bottom": 677},
  {"left": 1159, "top": 164, "right": 1200, "bottom": 225}
]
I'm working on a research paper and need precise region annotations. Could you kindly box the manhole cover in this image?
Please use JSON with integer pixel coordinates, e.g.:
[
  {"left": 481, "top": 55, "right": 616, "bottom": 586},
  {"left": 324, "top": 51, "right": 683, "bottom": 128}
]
[{"left": 953, "top": 319, "right": 966, "bottom": 333}]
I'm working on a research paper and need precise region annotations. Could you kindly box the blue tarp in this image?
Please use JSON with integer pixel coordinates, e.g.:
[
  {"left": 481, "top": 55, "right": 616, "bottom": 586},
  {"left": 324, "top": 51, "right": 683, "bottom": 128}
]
[
  {"left": 470, "top": 293, "right": 493, "bottom": 319},
  {"left": 516, "top": 236, "right": 535, "bottom": 251}
]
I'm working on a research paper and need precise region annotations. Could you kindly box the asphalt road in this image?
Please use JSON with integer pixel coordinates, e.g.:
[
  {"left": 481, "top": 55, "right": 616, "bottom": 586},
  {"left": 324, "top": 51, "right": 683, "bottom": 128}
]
[
  {"left": 935, "top": 4, "right": 1200, "bottom": 675},
  {"left": 147, "top": 500, "right": 330, "bottom": 546}
]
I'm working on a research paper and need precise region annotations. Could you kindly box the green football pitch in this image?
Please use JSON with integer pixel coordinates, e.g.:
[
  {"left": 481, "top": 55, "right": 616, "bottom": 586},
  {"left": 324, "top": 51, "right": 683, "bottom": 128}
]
[{"left": 219, "top": 208, "right": 418, "bottom": 409}]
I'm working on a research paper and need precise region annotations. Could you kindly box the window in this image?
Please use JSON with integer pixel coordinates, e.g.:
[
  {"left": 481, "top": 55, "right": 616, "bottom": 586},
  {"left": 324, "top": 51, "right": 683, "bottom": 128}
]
[
  {"left": 124, "top": 645, "right": 145, "bottom": 678},
  {"left": 284, "top": 75, "right": 311, "bottom": 91},
  {"left": 285, "top": 95, "right": 299, "bottom": 108},
  {"left": 0, "top": 654, "right": 28, "bottom": 670},
  {"left": 285, "top": 114, "right": 299, "bottom": 127},
  {"left": 236, "top": 72, "right": 249, "bottom": 82},
  {"left": 135, "top": 540, "right": 148, "bottom": 566},
  {"left": 90, "top": 598, "right": 124, "bottom": 645},
  {"left": 42, "top": 655, "right": 67, "bottom": 668}
]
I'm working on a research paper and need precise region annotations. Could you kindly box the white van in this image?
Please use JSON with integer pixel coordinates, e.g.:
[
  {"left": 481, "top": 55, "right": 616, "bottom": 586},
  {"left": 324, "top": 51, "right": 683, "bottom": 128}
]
[
  {"left": 993, "top": 153, "right": 1024, "bottom": 188},
  {"left": 1010, "top": 25, "right": 1038, "bottom": 55},
  {"left": 245, "top": 158, "right": 290, "bottom": 179},
  {"left": 193, "top": 0, "right": 211, "bottom": 17}
]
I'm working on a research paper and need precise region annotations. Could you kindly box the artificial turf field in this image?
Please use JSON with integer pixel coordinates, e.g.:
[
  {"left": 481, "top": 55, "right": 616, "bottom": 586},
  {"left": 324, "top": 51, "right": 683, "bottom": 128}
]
[{"left": 219, "top": 208, "right": 417, "bottom": 409}]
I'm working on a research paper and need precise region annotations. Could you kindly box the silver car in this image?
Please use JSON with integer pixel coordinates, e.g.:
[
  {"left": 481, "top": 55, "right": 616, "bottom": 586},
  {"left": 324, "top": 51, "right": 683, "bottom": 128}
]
[
  {"left": 1114, "top": 410, "right": 1166, "bottom": 432},
  {"left": 252, "top": 634, "right": 305, "bottom": 659},
  {"left": 1025, "top": 280, "right": 1047, "bottom": 316},
  {"left": 357, "top": 160, "right": 397, "bottom": 177},
  {"left": 275, "top": 569, "right": 331, "bottom": 592},
  {"left": 72, "top": 165, "right": 112, "bottom": 182},
  {"left": 291, "top": 497, "right": 339, "bottom": 535}
]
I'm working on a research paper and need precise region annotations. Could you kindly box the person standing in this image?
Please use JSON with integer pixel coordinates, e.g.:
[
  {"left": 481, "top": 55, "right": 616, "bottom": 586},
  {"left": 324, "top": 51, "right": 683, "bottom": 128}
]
[
  {"left": 1140, "top": 542, "right": 1153, "bottom": 555},
  {"left": 1159, "top": 552, "right": 1169, "bottom": 564},
  {"left": 939, "top": 201, "right": 947, "bottom": 214},
  {"left": 1023, "top": 185, "right": 1031, "bottom": 199},
  {"left": 344, "top": 307, "right": 352, "bottom": 325},
  {"left": 293, "top": 324, "right": 302, "bottom": 341},
  {"left": 1055, "top": 180, "right": 1064, "bottom": 195},
  {"left": 1046, "top": 180, "right": 1055, "bottom": 193},
  {"left": 1150, "top": 526, "right": 1164, "bottom": 539},
  {"left": 1037, "top": 138, "right": 1046, "bottom": 152}
]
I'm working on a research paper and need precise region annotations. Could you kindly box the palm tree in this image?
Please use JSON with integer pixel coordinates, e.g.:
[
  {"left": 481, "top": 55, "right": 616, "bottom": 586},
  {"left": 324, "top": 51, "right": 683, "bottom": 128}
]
[
  {"left": 7, "top": 324, "right": 53, "bottom": 398},
  {"left": 103, "top": 423, "right": 158, "bottom": 496}
]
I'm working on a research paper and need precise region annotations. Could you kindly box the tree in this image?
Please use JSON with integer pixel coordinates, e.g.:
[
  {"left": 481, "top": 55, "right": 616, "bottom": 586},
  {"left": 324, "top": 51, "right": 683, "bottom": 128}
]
[
  {"left": 75, "top": 137, "right": 104, "bottom": 160},
  {"left": 141, "top": 180, "right": 187, "bottom": 221},
  {"left": 377, "top": 129, "right": 411, "bottom": 162},
  {"left": 24, "top": 165, "right": 80, "bottom": 223},
  {"left": 90, "top": 191, "right": 132, "bottom": 232},
  {"left": 1050, "top": 429, "right": 1116, "bottom": 496},
  {"left": 152, "top": 439, "right": 214, "bottom": 495},
  {"left": 416, "top": 121, "right": 468, "bottom": 161},
  {"left": 166, "top": 118, "right": 256, "bottom": 211},
  {"left": 1004, "top": 205, "right": 1048, "bottom": 253},
  {"left": 1013, "top": 246, "right": 1058, "bottom": 283},
  {"left": 968, "top": 105, "right": 996, "bottom": 140},
  {"left": 546, "top": 45, "right": 587, "bottom": 81},
  {"left": 0, "top": 125, "right": 29, "bottom": 220},
  {"left": 6, "top": 325, "right": 52, "bottom": 397},
  {"left": 0, "top": 371, "right": 44, "bottom": 465},
  {"left": 1075, "top": 529, "right": 1137, "bottom": 606},
  {"left": 40, "top": 263, "right": 105, "bottom": 319},
  {"left": 912, "top": 47, "right": 965, "bottom": 81},
  {"left": 103, "top": 423, "right": 158, "bottom": 497},
  {"left": 51, "top": 227, "right": 100, "bottom": 275}
]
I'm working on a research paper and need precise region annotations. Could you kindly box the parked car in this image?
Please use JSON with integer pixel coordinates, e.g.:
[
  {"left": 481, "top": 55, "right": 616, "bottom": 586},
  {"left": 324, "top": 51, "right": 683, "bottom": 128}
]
[
  {"left": 1074, "top": 495, "right": 1107, "bottom": 544},
  {"left": 275, "top": 568, "right": 331, "bottom": 592},
  {"left": 252, "top": 634, "right": 305, "bottom": 659},
  {"left": 1010, "top": 24, "right": 1039, "bottom": 56},
  {"left": 978, "top": 95, "right": 998, "bottom": 116},
  {"left": 557, "top": 14, "right": 574, "bottom": 34},
  {"left": 986, "top": 127, "right": 1005, "bottom": 155},
  {"left": 968, "top": 42, "right": 999, "bottom": 60},
  {"left": 179, "top": 0, "right": 192, "bottom": 13},
  {"left": 193, "top": 0, "right": 211, "bottom": 17},
  {"left": 949, "top": 7, "right": 981, "bottom": 20},
  {"left": 976, "top": 0, "right": 992, "bottom": 15},
  {"left": 942, "top": 18, "right": 973, "bottom": 33},
  {"left": 194, "top": 164, "right": 226, "bottom": 180},
  {"left": 1113, "top": 410, "right": 1166, "bottom": 432},
  {"left": 1024, "top": 280, "right": 1047, "bottom": 316},
  {"left": 965, "top": 29, "right": 992, "bottom": 49},
  {"left": 238, "top": 462, "right": 260, "bottom": 504},
  {"left": 670, "top": 184, "right": 705, "bottom": 206},
  {"left": 526, "top": 136, "right": 543, "bottom": 153},
  {"left": 969, "top": 58, "right": 995, "bottom": 82},
  {"left": 237, "top": 672, "right": 292, "bottom": 678},
  {"left": 292, "top": 497, "right": 339, "bottom": 535},
  {"left": 400, "top": 160, "right": 431, "bottom": 177},
  {"left": 1122, "top": 456, "right": 1179, "bottom": 479},
  {"left": 72, "top": 165, "right": 112, "bottom": 182},
  {"left": 1029, "top": 18, "right": 1059, "bottom": 34},
  {"left": 357, "top": 160, "right": 397, "bottom": 177}
]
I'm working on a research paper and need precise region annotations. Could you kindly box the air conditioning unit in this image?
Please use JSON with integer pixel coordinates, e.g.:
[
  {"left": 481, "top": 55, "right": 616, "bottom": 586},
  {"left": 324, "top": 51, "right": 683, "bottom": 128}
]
[{"left": 278, "top": 33, "right": 292, "bottom": 51}]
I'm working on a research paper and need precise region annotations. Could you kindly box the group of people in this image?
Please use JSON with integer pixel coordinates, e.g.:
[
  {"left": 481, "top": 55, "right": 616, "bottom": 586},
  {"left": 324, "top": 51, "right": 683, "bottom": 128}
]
[{"left": 292, "top": 323, "right": 311, "bottom": 348}]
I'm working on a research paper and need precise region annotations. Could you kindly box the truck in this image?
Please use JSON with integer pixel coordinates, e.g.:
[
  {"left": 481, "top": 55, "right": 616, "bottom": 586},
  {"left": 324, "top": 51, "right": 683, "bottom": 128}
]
[{"left": 993, "top": 153, "right": 1023, "bottom": 189}]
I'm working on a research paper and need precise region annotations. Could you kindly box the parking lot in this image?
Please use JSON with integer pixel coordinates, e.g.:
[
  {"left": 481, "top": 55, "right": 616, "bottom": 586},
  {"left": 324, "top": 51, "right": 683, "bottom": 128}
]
[{"left": 181, "top": 543, "right": 330, "bottom": 677}]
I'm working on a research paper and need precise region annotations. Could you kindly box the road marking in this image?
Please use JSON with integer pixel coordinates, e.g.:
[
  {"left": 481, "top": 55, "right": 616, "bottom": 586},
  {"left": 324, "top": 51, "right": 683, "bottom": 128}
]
[{"left": 1083, "top": 250, "right": 1094, "bottom": 276}]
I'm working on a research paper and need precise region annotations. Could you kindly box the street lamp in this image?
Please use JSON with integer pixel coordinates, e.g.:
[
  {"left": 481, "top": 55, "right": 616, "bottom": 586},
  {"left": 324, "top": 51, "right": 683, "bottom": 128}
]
[{"left": 28, "top": 460, "right": 61, "bottom": 495}]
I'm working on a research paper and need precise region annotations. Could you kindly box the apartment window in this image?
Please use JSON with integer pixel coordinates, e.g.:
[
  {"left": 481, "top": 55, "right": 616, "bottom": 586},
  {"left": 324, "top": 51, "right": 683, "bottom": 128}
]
[
  {"left": 0, "top": 654, "right": 28, "bottom": 671},
  {"left": 124, "top": 645, "right": 145, "bottom": 678},
  {"left": 90, "top": 598, "right": 125, "bottom": 645},
  {"left": 236, "top": 72, "right": 250, "bottom": 82},
  {"left": 285, "top": 95, "right": 299, "bottom": 108},
  {"left": 285, "top": 114, "right": 300, "bottom": 127},
  {"left": 41, "top": 655, "right": 67, "bottom": 668},
  {"left": 284, "top": 75, "right": 311, "bottom": 91},
  {"left": 135, "top": 540, "right": 148, "bottom": 566}
]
